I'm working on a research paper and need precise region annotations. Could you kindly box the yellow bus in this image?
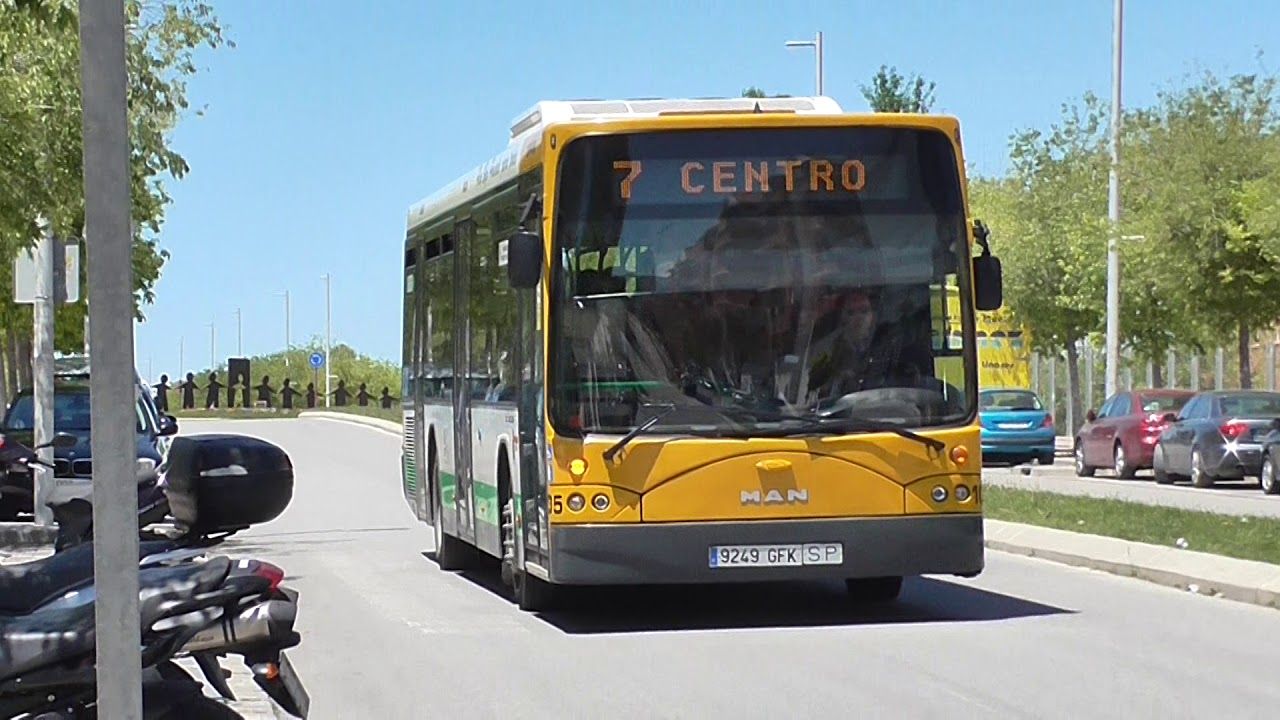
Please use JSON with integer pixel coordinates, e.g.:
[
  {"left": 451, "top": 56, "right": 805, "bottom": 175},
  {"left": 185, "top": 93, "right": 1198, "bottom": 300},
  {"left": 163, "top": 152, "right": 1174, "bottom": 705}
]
[{"left": 400, "top": 96, "right": 1004, "bottom": 609}]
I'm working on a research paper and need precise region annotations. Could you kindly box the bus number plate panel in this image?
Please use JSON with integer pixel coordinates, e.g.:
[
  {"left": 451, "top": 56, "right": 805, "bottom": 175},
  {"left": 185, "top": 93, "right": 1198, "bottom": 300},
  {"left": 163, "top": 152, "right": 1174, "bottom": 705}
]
[{"left": 708, "top": 543, "right": 843, "bottom": 568}]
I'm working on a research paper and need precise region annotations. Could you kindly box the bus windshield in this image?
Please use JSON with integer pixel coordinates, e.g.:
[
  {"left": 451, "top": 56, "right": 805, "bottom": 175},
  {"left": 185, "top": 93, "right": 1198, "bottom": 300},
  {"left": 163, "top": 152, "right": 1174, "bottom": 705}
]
[{"left": 549, "top": 126, "right": 974, "bottom": 435}]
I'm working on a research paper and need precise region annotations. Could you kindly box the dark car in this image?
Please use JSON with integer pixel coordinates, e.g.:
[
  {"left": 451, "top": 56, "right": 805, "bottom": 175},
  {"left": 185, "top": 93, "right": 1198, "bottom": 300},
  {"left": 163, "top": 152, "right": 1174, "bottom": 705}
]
[
  {"left": 1074, "top": 389, "right": 1194, "bottom": 478},
  {"left": 1254, "top": 420, "right": 1280, "bottom": 495},
  {"left": 0, "top": 372, "right": 177, "bottom": 519},
  {"left": 1152, "top": 390, "right": 1280, "bottom": 488}
]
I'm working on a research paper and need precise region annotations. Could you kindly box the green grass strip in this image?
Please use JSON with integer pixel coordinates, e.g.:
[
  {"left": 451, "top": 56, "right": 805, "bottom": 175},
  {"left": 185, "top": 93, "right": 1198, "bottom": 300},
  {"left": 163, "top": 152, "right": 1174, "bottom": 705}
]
[{"left": 983, "top": 485, "right": 1280, "bottom": 566}]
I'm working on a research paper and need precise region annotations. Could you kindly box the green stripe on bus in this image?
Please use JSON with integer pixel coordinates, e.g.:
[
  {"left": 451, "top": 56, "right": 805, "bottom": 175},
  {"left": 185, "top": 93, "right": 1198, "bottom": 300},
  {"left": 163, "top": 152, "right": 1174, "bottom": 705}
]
[
  {"left": 440, "top": 471, "right": 457, "bottom": 507},
  {"left": 473, "top": 482, "right": 500, "bottom": 526}
]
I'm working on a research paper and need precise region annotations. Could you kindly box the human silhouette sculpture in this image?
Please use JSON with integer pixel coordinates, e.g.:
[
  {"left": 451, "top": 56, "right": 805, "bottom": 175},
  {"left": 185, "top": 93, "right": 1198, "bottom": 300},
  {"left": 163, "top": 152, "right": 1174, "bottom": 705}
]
[
  {"left": 152, "top": 374, "right": 171, "bottom": 412},
  {"left": 280, "top": 378, "right": 303, "bottom": 410},
  {"left": 205, "top": 372, "right": 224, "bottom": 409},
  {"left": 356, "top": 382, "right": 372, "bottom": 407},
  {"left": 226, "top": 376, "right": 238, "bottom": 409},
  {"left": 256, "top": 375, "right": 276, "bottom": 408},
  {"left": 380, "top": 387, "right": 397, "bottom": 410},
  {"left": 332, "top": 379, "right": 350, "bottom": 407},
  {"left": 305, "top": 382, "right": 318, "bottom": 409},
  {"left": 179, "top": 373, "right": 199, "bottom": 410}
]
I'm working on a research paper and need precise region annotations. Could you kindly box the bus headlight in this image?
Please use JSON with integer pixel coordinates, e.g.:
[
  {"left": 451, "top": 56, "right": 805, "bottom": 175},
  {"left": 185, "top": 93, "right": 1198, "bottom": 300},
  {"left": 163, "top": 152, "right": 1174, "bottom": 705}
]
[
  {"left": 931, "top": 485, "right": 949, "bottom": 503},
  {"left": 591, "top": 493, "right": 610, "bottom": 512},
  {"left": 567, "top": 493, "right": 586, "bottom": 512}
]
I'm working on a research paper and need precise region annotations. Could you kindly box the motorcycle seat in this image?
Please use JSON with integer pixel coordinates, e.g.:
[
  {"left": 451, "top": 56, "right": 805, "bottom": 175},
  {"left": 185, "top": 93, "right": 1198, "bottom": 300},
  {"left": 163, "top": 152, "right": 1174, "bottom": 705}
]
[
  {"left": 0, "top": 601, "right": 96, "bottom": 681},
  {"left": 0, "top": 540, "right": 177, "bottom": 616}
]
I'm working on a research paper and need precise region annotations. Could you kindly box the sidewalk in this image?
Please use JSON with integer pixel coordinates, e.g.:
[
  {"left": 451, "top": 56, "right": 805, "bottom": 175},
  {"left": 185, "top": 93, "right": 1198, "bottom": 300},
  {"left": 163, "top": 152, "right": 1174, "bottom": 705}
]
[
  {"left": 985, "top": 518, "right": 1280, "bottom": 610},
  {"left": 298, "top": 409, "right": 399, "bottom": 436}
]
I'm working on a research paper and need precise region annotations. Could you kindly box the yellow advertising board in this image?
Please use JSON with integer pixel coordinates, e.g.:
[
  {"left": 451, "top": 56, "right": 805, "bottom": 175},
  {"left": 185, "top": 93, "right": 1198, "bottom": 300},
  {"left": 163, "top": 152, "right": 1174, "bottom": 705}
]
[{"left": 937, "top": 286, "right": 1032, "bottom": 391}]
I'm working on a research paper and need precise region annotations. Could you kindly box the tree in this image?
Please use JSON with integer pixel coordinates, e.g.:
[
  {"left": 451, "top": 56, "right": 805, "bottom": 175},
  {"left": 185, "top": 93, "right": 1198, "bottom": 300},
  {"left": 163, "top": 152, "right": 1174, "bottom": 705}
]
[
  {"left": 976, "top": 95, "right": 1113, "bottom": 433},
  {"left": 741, "top": 87, "right": 791, "bottom": 99},
  {"left": 1122, "top": 71, "right": 1280, "bottom": 387},
  {"left": 860, "top": 65, "right": 935, "bottom": 113},
  {"left": 0, "top": 0, "right": 228, "bottom": 391}
]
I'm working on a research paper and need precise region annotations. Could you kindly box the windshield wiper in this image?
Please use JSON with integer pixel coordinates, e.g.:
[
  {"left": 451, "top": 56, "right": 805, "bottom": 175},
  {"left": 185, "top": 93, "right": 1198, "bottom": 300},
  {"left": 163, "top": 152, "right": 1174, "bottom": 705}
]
[
  {"left": 602, "top": 403, "right": 676, "bottom": 464},
  {"left": 751, "top": 413, "right": 945, "bottom": 453}
]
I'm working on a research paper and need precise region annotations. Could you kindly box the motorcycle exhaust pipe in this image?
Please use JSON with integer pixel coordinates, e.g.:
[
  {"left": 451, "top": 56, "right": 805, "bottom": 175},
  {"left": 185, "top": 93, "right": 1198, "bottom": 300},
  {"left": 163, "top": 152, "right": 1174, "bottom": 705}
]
[{"left": 180, "top": 594, "right": 298, "bottom": 654}]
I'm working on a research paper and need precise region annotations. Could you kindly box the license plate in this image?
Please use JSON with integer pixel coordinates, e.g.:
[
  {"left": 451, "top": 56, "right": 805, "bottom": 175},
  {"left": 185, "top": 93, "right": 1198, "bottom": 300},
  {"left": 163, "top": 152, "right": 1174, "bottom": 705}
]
[
  {"left": 708, "top": 543, "right": 843, "bottom": 568},
  {"left": 998, "top": 422, "right": 1030, "bottom": 429}
]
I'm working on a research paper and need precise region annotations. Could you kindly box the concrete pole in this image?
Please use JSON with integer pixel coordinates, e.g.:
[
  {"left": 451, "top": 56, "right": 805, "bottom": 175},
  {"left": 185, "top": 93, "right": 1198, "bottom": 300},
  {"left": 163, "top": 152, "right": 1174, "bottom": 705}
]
[
  {"left": 1049, "top": 354, "right": 1058, "bottom": 424},
  {"left": 1215, "top": 348, "right": 1225, "bottom": 390},
  {"left": 1104, "top": 0, "right": 1124, "bottom": 400},
  {"left": 324, "top": 273, "right": 332, "bottom": 408},
  {"left": 1268, "top": 338, "right": 1276, "bottom": 391},
  {"left": 32, "top": 219, "right": 56, "bottom": 527},
  {"left": 78, "top": 0, "right": 142, "bottom": 713},
  {"left": 1085, "top": 344, "right": 1094, "bottom": 410},
  {"left": 1190, "top": 354, "right": 1200, "bottom": 391},
  {"left": 1167, "top": 350, "right": 1177, "bottom": 389}
]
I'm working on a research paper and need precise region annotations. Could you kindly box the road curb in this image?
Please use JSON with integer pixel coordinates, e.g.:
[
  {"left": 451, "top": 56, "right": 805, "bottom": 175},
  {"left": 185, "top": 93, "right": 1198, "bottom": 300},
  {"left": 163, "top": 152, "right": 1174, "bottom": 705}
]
[
  {"left": 298, "top": 410, "right": 400, "bottom": 437},
  {"left": 0, "top": 521, "right": 57, "bottom": 548},
  {"left": 984, "top": 518, "right": 1280, "bottom": 610}
]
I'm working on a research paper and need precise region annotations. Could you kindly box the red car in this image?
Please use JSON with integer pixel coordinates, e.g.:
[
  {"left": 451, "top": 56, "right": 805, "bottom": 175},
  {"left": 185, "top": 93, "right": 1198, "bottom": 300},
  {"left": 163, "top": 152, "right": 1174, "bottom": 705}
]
[{"left": 1074, "top": 389, "right": 1195, "bottom": 478}]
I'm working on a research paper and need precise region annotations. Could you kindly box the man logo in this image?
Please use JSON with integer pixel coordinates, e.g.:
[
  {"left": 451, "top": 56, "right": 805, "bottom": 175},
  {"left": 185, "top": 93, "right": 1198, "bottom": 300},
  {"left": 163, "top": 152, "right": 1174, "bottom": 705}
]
[{"left": 740, "top": 489, "right": 809, "bottom": 505}]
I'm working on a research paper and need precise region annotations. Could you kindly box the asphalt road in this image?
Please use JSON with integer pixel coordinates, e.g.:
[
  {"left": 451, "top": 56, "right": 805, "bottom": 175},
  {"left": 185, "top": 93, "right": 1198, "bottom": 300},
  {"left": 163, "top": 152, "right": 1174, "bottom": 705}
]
[
  {"left": 186, "top": 419, "right": 1280, "bottom": 720},
  {"left": 983, "top": 460, "right": 1280, "bottom": 518}
]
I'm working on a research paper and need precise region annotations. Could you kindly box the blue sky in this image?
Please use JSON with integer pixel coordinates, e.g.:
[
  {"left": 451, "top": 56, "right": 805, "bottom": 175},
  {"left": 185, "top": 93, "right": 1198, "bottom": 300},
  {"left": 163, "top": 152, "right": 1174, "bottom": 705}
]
[{"left": 134, "top": 0, "right": 1280, "bottom": 381}]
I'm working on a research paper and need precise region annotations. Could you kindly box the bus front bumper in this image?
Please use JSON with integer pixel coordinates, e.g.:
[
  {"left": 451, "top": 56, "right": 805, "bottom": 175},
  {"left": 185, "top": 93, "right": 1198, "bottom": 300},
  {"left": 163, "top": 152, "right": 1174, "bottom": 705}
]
[{"left": 545, "top": 514, "right": 984, "bottom": 585}]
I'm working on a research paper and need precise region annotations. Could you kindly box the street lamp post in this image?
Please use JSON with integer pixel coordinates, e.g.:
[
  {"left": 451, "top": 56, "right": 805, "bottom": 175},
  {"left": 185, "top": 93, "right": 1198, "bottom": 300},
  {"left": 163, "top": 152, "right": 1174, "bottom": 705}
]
[
  {"left": 323, "top": 274, "right": 332, "bottom": 408},
  {"left": 207, "top": 321, "right": 215, "bottom": 369},
  {"left": 785, "top": 31, "right": 824, "bottom": 96},
  {"left": 1104, "top": 0, "right": 1125, "bottom": 399},
  {"left": 234, "top": 307, "right": 242, "bottom": 356},
  {"left": 275, "top": 290, "right": 291, "bottom": 365}
]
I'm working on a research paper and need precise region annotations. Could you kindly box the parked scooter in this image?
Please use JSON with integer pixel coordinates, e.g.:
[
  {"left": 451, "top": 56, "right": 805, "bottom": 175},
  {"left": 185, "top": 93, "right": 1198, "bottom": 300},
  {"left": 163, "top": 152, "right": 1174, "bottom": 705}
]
[{"left": 0, "top": 433, "right": 308, "bottom": 718}]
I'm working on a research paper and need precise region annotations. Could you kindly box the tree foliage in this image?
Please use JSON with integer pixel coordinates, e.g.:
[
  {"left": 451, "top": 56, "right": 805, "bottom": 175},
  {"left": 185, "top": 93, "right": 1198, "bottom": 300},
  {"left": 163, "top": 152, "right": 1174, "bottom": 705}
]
[
  {"left": 1121, "top": 71, "right": 1280, "bottom": 385},
  {"left": 860, "top": 65, "right": 935, "bottom": 112},
  {"left": 0, "top": 0, "right": 228, "bottom": 331}
]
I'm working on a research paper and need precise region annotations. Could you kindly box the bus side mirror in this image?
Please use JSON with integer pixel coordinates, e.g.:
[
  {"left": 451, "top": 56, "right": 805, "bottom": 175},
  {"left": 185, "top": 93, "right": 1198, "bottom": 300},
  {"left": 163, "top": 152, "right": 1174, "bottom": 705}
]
[
  {"left": 973, "top": 254, "right": 1003, "bottom": 311},
  {"left": 507, "top": 230, "right": 542, "bottom": 289}
]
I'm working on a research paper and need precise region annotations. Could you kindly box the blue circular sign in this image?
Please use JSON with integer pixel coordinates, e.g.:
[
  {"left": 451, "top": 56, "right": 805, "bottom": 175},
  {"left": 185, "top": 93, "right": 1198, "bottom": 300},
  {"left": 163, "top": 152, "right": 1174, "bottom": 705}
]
[{"left": 309, "top": 352, "right": 324, "bottom": 369}]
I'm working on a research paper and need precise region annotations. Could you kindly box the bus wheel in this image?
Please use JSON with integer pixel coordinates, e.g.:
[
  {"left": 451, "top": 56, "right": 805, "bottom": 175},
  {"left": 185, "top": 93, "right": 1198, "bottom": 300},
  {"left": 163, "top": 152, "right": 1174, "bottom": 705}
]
[
  {"left": 432, "top": 453, "right": 471, "bottom": 571},
  {"left": 846, "top": 576, "right": 903, "bottom": 603},
  {"left": 513, "top": 570, "right": 560, "bottom": 612}
]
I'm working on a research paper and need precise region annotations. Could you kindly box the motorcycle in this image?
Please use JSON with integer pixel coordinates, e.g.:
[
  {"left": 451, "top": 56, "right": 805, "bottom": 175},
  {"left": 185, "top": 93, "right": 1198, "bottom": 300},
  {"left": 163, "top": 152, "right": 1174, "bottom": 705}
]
[{"left": 0, "top": 433, "right": 308, "bottom": 718}]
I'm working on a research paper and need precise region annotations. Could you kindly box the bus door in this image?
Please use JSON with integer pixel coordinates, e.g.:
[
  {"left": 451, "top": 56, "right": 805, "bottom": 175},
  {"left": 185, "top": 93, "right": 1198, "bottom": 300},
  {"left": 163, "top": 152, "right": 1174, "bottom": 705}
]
[{"left": 451, "top": 218, "right": 477, "bottom": 543}]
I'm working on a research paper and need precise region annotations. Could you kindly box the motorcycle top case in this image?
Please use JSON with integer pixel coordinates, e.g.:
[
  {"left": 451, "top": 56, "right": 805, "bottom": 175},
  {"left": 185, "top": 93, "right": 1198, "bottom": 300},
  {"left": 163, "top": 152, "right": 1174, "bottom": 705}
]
[{"left": 162, "top": 433, "right": 293, "bottom": 533}]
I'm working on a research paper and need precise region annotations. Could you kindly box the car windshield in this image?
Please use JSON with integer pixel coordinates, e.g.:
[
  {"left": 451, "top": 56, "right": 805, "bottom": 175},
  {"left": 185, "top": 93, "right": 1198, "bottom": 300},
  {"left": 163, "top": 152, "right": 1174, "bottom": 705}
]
[
  {"left": 549, "top": 127, "right": 974, "bottom": 435},
  {"left": 1139, "top": 394, "right": 1190, "bottom": 414},
  {"left": 1219, "top": 393, "right": 1280, "bottom": 418},
  {"left": 980, "top": 390, "right": 1042, "bottom": 411},
  {"left": 4, "top": 391, "right": 150, "bottom": 433},
  {"left": 5, "top": 393, "right": 94, "bottom": 431}
]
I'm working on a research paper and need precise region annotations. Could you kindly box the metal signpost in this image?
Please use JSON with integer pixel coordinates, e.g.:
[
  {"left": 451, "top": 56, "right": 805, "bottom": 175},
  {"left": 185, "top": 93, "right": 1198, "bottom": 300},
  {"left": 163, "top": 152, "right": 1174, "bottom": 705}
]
[
  {"left": 79, "top": 0, "right": 143, "bottom": 715},
  {"left": 14, "top": 237, "right": 81, "bottom": 526}
]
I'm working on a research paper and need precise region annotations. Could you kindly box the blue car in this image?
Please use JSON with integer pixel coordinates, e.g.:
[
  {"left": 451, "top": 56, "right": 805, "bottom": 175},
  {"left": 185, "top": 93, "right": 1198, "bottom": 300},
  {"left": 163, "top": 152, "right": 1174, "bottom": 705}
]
[{"left": 979, "top": 388, "right": 1056, "bottom": 466}]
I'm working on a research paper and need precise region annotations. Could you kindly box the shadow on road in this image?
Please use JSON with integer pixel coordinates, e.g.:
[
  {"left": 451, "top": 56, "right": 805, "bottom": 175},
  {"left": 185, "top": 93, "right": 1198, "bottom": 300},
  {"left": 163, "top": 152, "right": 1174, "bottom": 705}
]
[{"left": 426, "top": 552, "right": 1074, "bottom": 634}]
